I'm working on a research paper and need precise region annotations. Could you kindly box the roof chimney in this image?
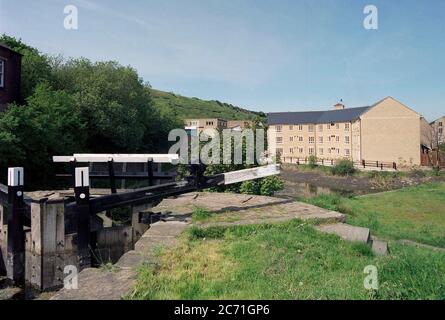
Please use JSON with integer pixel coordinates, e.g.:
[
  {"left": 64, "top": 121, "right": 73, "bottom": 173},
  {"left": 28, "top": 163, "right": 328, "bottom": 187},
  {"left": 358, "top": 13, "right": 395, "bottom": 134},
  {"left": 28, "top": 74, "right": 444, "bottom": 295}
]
[{"left": 334, "top": 99, "right": 345, "bottom": 110}]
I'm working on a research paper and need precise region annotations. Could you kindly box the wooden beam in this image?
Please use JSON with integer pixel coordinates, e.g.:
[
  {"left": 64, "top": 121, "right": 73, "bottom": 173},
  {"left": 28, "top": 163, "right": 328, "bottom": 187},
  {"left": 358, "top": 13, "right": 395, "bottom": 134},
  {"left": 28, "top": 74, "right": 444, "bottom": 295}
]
[
  {"left": 53, "top": 154, "right": 179, "bottom": 164},
  {"left": 222, "top": 164, "right": 280, "bottom": 185}
]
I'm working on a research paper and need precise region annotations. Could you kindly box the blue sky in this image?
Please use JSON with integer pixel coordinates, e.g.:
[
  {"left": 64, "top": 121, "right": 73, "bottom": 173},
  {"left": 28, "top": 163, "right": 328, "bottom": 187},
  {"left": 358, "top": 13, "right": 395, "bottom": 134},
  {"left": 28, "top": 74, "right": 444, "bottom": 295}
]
[{"left": 1, "top": 0, "right": 444, "bottom": 120}]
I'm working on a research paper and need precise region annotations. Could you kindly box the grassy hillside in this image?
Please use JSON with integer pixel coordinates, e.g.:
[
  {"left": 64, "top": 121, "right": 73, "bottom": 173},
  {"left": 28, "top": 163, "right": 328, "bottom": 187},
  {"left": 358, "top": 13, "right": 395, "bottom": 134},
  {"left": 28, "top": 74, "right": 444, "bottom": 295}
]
[{"left": 150, "top": 89, "right": 265, "bottom": 121}]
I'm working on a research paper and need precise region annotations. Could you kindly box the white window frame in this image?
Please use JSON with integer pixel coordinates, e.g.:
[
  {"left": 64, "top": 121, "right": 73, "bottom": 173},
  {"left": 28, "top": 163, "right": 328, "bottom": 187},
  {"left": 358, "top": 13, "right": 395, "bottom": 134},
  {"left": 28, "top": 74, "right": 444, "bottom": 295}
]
[{"left": 0, "top": 59, "right": 5, "bottom": 88}]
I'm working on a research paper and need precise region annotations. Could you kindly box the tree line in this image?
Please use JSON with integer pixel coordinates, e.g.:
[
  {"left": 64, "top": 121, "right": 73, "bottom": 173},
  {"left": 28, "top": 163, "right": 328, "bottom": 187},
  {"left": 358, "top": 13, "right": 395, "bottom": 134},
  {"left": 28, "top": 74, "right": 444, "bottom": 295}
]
[{"left": 0, "top": 35, "right": 181, "bottom": 189}]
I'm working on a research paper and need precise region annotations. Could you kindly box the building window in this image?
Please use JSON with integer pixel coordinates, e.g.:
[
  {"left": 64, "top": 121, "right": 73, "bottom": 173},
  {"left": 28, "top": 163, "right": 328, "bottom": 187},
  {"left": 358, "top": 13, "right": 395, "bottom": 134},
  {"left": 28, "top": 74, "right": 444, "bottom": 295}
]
[
  {"left": 298, "top": 125, "right": 303, "bottom": 131},
  {"left": 276, "top": 137, "right": 283, "bottom": 144},
  {"left": 309, "top": 137, "right": 315, "bottom": 144},
  {"left": 299, "top": 147, "right": 304, "bottom": 153},
  {"left": 345, "top": 123, "right": 350, "bottom": 131},
  {"left": 345, "top": 136, "right": 350, "bottom": 144},
  {"left": 309, "top": 148, "right": 315, "bottom": 155},
  {"left": 289, "top": 125, "right": 293, "bottom": 130},
  {"left": 335, "top": 123, "right": 339, "bottom": 129},
  {"left": 0, "top": 59, "right": 4, "bottom": 88},
  {"left": 290, "top": 147, "right": 294, "bottom": 154},
  {"left": 319, "top": 148, "right": 324, "bottom": 155},
  {"left": 309, "top": 125, "right": 314, "bottom": 132},
  {"left": 206, "top": 121, "right": 214, "bottom": 126},
  {"left": 336, "top": 136, "right": 340, "bottom": 142},
  {"left": 345, "top": 149, "right": 350, "bottom": 156},
  {"left": 319, "top": 136, "right": 323, "bottom": 144},
  {"left": 290, "top": 136, "right": 293, "bottom": 142},
  {"left": 276, "top": 148, "right": 283, "bottom": 155},
  {"left": 318, "top": 124, "right": 323, "bottom": 131},
  {"left": 276, "top": 125, "right": 282, "bottom": 133},
  {"left": 299, "top": 136, "right": 303, "bottom": 142},
  {"left": 327, "top": 148, "right": 331, "bottom": 154},
  {"left": 327, "top": 124, "right": 331, "bottom": 130},
  {"left": 439, "top": 128, "right": 443, "bottom": 134},
  {"left": 439, "top": 122, "right": 443, "bottom": 127}
]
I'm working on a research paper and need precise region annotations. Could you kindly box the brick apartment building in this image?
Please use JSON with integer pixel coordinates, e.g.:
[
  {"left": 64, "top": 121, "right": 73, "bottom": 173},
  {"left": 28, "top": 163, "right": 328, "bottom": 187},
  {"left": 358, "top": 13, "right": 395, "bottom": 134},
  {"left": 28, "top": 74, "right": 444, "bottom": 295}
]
[
  {"left": 0, "top": 44, "right": 22, "bottom": 112},
  {"left": 267, "top": 97, "right": 432, "bottom": 166}
]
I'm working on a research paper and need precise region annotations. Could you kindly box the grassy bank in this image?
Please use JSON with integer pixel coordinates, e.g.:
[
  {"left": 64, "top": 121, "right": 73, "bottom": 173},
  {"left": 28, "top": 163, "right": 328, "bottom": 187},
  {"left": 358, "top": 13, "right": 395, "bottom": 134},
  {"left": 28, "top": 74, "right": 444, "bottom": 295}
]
[
  {"left": 129, "top": 220, "right": 445, "bottom": 299},
  {"left": 301, "top": 182, "right": 445, "bottom": 247}
]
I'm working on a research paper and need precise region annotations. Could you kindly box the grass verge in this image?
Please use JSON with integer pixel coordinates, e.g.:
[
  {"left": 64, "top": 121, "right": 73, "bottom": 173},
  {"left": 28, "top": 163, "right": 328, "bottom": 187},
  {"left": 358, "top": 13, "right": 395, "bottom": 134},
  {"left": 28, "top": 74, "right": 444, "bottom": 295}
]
[
  {"left": 300, "top": 182, "right": 445, "bottom": 247},
  {"left": 129, "top": 220, "right": 445, "bottom": 300}
]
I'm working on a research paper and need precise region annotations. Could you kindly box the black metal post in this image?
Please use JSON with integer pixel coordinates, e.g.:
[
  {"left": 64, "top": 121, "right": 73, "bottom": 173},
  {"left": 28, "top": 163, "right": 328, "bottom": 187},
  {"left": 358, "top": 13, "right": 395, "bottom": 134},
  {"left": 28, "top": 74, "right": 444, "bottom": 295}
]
[
  {"left": 69, "top": 158, "right": 77, "bottom": 188},
  {"left": 147, "top": 159, "right": 154, "bottom": 186},
  {"left": 6, "top": 167, "right": 25, "bottom": 285},
  {"left": 108, "top": 159, "right": 117, "bottom": 194},
  {"left": 74, "top": 167, "right": 91, "bottom": 270}
]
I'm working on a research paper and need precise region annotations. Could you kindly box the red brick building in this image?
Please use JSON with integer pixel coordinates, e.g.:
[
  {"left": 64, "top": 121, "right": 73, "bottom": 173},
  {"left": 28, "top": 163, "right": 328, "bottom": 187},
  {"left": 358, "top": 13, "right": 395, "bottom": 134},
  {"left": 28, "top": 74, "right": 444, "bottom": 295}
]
[{"left": 0, "top": 44, "right": 22, "bottom": 112}]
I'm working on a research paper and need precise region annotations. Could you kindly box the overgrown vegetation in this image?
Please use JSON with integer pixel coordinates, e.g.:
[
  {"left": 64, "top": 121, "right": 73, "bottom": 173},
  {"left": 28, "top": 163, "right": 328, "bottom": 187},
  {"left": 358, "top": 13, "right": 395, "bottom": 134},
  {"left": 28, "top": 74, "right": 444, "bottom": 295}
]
[
  {"left": 129, "top": 220, "right": 445, "bottom": 299},
  {"left": 192, "top": 207, "right": 213, "bottom": 222},
  {"left": 301, "top": 182, "right": 445, "bottom": 247},
  {"left": 331, "top": 159, "right": 356, "bottom": 176},
  {"left": 308, "top": 155, "right": 318, "bottom": 169}
]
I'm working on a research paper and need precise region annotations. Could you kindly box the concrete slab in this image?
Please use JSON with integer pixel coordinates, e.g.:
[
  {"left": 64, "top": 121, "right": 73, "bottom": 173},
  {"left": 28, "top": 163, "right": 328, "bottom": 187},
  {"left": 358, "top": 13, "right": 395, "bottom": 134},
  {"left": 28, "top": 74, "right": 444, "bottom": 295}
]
[
  {"left": 317, "top": 223, "right": 370, "bottom": 243},
  {"left": 155, "top": 192, "right": 346, "bottom": 226},
  {"left": 135, "top": 236, "right": 178, "bottom": 252},
  {"left": 114, "top": 251, "right": 143, "bottom": 269},
  {"left": 144, "top": 221, "right": 188, "bottom": 237},
  {"left": 50, "top": 268, "right": 136, "bottom": 300},
  {"left": 371, "top": 240, "right": 389, "bottom": 256}
]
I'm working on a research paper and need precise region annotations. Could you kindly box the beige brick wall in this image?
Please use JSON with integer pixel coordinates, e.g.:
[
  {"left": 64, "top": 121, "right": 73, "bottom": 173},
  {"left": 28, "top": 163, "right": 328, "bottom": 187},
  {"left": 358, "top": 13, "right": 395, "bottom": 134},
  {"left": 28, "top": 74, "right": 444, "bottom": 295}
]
[
  {"left": 360, "top": 97, "right": 422, "bottom": 166},
  {"left": 431, "top": 116, "right": 445, "bottom": 144},
  {"left": 270, "top": 122, "right": 353, "bottom": 162},
  {"left": 351, "top": 120, "right": 361, "bottom": 161}
]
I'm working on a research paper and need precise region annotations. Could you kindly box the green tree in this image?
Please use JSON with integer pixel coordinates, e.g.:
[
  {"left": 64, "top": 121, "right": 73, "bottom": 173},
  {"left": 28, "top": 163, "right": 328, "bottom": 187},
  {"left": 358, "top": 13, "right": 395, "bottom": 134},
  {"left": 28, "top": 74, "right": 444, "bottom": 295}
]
[
  {"left": 0, "top": 83, "right": 85, "bottom": 188},
  {"left": 51, "top": 58, "right": 178, "bottom": 152}
]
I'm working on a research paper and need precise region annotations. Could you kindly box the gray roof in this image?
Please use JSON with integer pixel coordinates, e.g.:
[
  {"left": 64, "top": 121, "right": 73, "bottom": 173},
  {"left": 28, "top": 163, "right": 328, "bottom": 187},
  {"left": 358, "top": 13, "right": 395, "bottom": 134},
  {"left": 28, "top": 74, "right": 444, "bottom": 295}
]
[{"left": 267, "top": 106, "right": 371, "bottom": 125}]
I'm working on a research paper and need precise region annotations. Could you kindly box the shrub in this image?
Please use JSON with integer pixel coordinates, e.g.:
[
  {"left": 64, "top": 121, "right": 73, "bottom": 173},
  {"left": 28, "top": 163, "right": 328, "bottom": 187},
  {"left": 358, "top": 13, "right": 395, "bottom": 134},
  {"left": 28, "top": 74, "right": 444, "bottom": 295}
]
[
  {"left": 259, "top": 176, "right": 284, "bottom": 196},
  {"left": 239, "top": 180, "right": 261, "bottom": 195},
  {"left": 308, "top": 155, "right": 318, "bottom": 168},
  {"left": 331, "top": 159, "right": 356, "bottom": 176}
]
